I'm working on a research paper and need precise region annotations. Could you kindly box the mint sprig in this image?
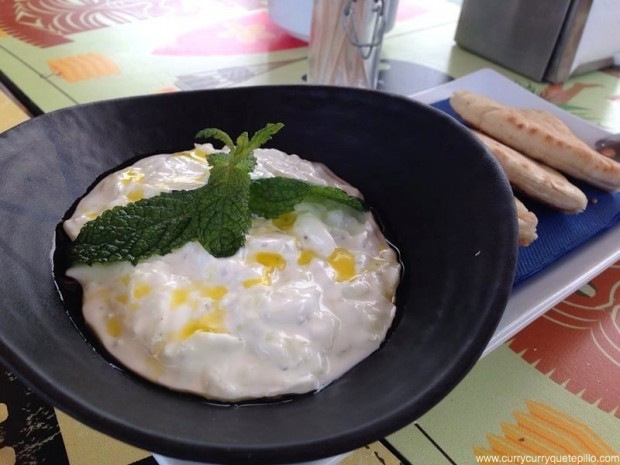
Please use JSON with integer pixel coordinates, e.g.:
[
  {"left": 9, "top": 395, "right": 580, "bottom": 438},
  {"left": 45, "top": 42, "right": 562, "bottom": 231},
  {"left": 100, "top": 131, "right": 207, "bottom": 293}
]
[
  {"left": 189, "top": 124, "right": 285, "bottom": 257},
  {"left": 70, "top": 124, "right": 367, "bottom": 266}
]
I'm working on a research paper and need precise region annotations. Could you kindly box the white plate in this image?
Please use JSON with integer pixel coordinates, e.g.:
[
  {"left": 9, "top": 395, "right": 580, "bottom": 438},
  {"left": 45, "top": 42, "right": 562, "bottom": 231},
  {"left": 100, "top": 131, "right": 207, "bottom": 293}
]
[
  {"left": 410, "top": 68, "right": 620, "bottom": 355},
  {"left": 153, "top": 452, "right": 351, "bottom": 465}
]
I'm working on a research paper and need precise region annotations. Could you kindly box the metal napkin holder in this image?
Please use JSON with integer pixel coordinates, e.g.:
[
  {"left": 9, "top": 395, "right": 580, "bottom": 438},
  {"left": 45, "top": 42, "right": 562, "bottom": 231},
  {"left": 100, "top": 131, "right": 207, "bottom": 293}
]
[{"left": 454, "top": 0, "right": 616, "bottom": 83}]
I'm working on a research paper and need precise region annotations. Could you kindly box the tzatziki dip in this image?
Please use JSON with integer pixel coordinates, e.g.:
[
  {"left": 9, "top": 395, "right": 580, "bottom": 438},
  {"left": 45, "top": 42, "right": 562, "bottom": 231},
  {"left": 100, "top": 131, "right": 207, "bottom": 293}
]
[{"left": 63, "top": 142, "right": 400, "bottom": 402}]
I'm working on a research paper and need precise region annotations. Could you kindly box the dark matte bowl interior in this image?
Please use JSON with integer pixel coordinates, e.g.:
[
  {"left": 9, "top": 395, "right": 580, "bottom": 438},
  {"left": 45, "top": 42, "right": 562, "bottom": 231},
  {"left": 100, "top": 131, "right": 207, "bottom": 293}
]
[{"left": 0, "top": 86, "right": 517, "bottom": 464}]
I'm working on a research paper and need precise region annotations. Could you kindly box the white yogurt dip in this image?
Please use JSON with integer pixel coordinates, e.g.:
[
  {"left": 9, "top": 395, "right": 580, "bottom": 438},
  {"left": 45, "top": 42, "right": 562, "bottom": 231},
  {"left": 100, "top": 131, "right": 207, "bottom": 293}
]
[{"left": 64, "top": 145, "right": 400, "bottom": 402}]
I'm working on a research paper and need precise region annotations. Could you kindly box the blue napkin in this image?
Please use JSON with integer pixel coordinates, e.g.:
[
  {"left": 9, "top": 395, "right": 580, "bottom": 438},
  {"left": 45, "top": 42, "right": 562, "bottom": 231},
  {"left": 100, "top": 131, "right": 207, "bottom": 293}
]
[{"left": 431, "top": 99, "right": 620, "bottom": 286}]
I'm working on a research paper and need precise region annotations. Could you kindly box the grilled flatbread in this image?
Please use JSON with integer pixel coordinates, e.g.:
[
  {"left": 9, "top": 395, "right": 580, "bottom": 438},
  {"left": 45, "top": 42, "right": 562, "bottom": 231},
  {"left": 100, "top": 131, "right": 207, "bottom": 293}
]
[
  {"left": 515, "top": 197, "right": 538, "bottom": 247},
  {"left": 451, "top": 90, "right": 620, "bottom": 191},
  {"left": 473, "top": 130, "right": 587, "bottom": 213}
]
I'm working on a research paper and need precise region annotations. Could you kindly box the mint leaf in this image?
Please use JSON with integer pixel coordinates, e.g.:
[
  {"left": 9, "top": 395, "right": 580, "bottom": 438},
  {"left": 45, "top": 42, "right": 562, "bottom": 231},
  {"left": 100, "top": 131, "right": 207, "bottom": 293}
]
[
  {"left": 249, "top": 177, "right": 367, "bottom": 219},
  {"left": 247, "top": 123, "right": 285, "bottom": 152},
  {"left": 195, "top": 128, "right": 234, "bottom": 151},
  {"left": 70, "top": 189, "right": 197, "bottom": 265},
  {"left": 232, "top": 123, "right": 283, "bottom": 169},
  {"left": 194, "top": 155, "right": 252, "bottom": 258},
  {"left": 206, "top": 152, "right": 230, "bottom": 168}
]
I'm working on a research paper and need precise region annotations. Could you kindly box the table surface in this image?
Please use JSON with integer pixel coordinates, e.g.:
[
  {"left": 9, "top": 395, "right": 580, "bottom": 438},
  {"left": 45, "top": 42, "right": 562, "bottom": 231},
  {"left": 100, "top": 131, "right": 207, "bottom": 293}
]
[{"left": 0, "top": 1, "right": 619, "bottom": 464}]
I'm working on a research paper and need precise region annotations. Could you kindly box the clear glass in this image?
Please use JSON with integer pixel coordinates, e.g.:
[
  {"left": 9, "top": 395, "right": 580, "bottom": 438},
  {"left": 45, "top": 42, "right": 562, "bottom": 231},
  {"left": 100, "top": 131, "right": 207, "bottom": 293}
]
[{"left": 307, "top": 0, "right": 389, "bottom": 88}]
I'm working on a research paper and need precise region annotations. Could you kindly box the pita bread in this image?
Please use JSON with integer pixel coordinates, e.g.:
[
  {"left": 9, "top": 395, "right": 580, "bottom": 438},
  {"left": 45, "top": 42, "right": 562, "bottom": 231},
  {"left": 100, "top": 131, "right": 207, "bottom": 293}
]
[
  {"left": 451, "top": 90, "right": 620, "bottom": 191},
  {"left": 514, "top": 197, "right": 538, "bottom": 247},
  {"left": 473, "top": 130, "right": 587, "bottom": 213}
]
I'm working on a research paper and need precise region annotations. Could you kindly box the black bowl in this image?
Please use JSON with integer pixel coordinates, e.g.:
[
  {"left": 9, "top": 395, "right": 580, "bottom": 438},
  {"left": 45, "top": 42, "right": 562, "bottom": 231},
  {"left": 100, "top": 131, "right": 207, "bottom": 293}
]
[{"left": 0, "top": 85, "right": 517, "bottom": 464}]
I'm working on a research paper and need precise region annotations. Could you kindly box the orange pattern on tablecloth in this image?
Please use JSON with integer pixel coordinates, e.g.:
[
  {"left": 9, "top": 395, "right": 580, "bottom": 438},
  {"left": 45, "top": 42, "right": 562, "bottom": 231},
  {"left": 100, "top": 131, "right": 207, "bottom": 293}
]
[
  {"left": 474, "top": 400, "right": 618, "bottom": 461},
  {"left": 509, "top": 263, "right": 620, "bottom": 417},
  {"left": 0, "top": 0, "right": 189, "bottom": 48},
  {"left": 47, "top": 53, "right": 120, "bottom": 82}
]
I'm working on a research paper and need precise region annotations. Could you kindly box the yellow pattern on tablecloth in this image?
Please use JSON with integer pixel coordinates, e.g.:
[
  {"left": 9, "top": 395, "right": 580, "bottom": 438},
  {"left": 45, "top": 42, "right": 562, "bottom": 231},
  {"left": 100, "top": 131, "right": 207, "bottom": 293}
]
[
  {"left": 0, "top": 402, "right": 16, "bottom": 465},
  {"left": 54, "top": 409, "right": 150, "bottom": 465},
  {"left": 475, "top": 400, "right": 618, "bottom": 463},
  {"left": 0, "top": 88, "right": 28, "bottom": 133}
]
